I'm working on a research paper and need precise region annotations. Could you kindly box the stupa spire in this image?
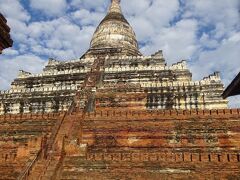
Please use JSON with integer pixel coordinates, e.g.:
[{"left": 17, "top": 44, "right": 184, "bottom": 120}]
[
  {"left": 108, "top": 0, "right": 122, "bottom": 14},
  {"left": 86, "top": 0, "right": 142, "bottom": 56}
]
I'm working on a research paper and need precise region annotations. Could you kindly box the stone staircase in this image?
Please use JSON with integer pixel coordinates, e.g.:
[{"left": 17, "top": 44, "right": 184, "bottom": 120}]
[
  {"left": 25, "top": 113, "right": 76, "bottom": 179},
  {"left": 26, "top": 152, "right": 63, "bottom": 180},
  {"left": 0, "top": 113, "right": 61, "bottom": 180},
  {"left": 24, "top": 56, "right": 107, "bottom": 179}
]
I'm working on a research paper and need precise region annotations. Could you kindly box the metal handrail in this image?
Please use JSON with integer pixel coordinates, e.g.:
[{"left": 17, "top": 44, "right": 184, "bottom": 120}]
[
  {"left": 17, "top": 149, "right": 42, "bottom": 180},
  {"left": 17, "top": 56, "right": 104, "bottom": 179}
]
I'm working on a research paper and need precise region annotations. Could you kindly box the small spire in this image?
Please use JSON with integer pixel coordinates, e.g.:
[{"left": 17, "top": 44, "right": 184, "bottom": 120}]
[{"left": 108, "top": 0, "right": 122, "bottom": 14}]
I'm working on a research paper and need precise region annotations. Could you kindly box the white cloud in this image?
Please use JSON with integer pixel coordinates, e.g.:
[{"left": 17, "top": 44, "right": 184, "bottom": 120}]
[
  {"left": 228, "top": 96, "right": 240, "bottom": 108},
  {"left": 199, "top": 33, "right": 219, "bottom": 49},
  {"left": 2, "top": 48, "right": 19, "bottom": 56},
  {"left": 0, "top": 0, "right": 30, "bottom": 21},
  {"left": 0, "top": 0, "right": 239, "bottom": 107},
  {"left": 7, "top": 18, "right": 29, "bottom": 43},
  {"left": 0, "top": 54, "right": 46, "bottom": 90},
  {"left": 121, "top": 0, "right": 201, "bottom": 64},
  {"left": 26, "top": 17, "right": 96, "bottom": 60},
  {"left": 183, "top": 0, "right": 240, "bottom": 27},
  {"left": 121, "top": 0, "right": 150, "bottom": 16},
  {"left": 71, "top": 9, "right": 105, "bottom": 26},
  {"left": 29, "top": 0, "right": 67, "bottom": 16},
  {"left": 122, "top": 0, "right": 180, "bottom": 42},
  {"left": 0, "top": 0, "right": 30, "bottom": 47},
  {"left": 141, "top": 19, "right": 199, "bottom": 63},
  {"left": 189, "top": 32, "right": 240, "bottom": 108},
  {"left": 70, "top": 0, "right": 108, "bottom": 12},
  {"left": 190, "top": 32, "right": 240, "bottom": 82}
]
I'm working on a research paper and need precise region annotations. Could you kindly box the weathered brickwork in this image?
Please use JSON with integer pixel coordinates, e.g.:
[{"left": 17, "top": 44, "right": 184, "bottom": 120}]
[
  {"left": 0, "top": 0, "right": 237, "bottom": 179},
  {"left": 0, "top": 113, "right": 62, "bottom": 179},
  {"left": 56, "top": 109, "right": 240, "bottom": 180},
  {"left": 1, "top": 109, "right": 240, "bottom": 179},
  {"left": 4, "top": 109, "right": 237, "bottom": 180},
  {"left": 81, "top": 109, "right": 240, "bottom": 150}
]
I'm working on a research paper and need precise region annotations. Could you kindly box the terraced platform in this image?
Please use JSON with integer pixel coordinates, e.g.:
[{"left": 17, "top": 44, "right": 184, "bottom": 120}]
[{"left": 0, "top": 113, "right": 62, "bottom": 179}]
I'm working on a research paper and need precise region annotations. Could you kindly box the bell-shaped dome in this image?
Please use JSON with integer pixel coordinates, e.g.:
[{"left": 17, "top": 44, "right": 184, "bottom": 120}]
[{"left": 89, "top": 0, "right": 141, "bottom": 56}]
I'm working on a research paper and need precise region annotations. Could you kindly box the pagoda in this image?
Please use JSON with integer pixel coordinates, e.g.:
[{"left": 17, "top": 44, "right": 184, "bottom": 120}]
[
  {"left": 1, "top": 1, "right": 240, "bottom": 180},
  {"left": 0, "top": 0, "right": 227, "bottom": 115}
]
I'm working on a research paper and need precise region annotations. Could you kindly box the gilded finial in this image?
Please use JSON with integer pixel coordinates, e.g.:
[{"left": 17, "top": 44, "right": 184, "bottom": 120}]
[{"left": 108, "top": 0, "right": 122, "bottom": 14}]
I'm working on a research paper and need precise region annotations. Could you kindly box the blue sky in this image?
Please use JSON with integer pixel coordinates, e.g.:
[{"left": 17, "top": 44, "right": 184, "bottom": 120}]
[{"left": 0, "top": 0, "right": 240, "bottom": 107}]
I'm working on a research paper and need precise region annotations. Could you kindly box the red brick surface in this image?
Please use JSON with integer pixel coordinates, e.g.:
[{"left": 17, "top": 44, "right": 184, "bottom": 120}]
[{"left": 1, "top": 109, "right": 240, "bottom": 179}]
